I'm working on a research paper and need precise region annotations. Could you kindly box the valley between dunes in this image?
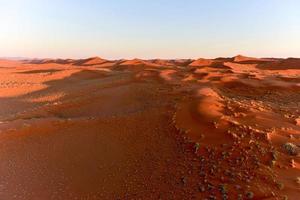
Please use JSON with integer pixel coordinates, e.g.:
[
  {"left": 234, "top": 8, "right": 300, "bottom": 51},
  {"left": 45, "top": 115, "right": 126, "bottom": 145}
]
[{"left": 0, "top": 55, "right": 299, "bottom": 199}]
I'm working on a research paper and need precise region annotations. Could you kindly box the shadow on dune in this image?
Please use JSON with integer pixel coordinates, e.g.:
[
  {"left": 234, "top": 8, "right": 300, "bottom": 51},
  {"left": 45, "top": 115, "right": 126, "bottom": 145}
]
[
  {"left": 0, "top": 69, "right": 111, "bottom": 120},
  {"left": 16, "top": 69, "right": 63, "bottom": 74},
  {"left": 24, "top": 59, "right": 74, "bottom": 65},
  {"left": 235, "top": 60, "right": 276, "bottom": 65},
  {"left": 24, "top": 69, "right": 109, "bottom": 96},
  {"left": 256, "top": 58, "right": 300, "bottom": 70}
]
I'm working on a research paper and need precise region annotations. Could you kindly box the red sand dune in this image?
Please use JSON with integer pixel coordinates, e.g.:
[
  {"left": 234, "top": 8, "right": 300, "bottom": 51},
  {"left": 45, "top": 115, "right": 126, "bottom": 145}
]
[
  {"left": 73, "top": 56, "right": 108, "bottom": 66},
  {"left": 119, "top": 58, "right": 149, "bottom": 66},
  {"left": 26, "top": 58, "right": 75, "bottom": 65},
  {"left": 257, "top": 58, "right": 300, "bottom": 70},
  {"left": 0, "top": 56, "right": 299, "bottom": 199},
  {"left": 170, "top": 59, "right": 194, "bottom": 67},
  {"left": 148, "top": 59, "right": 177, "bottom": 67},
  {"left": 233, "top": 55, "right": 274, "bottom": 63},
  {"left": 189, "top": 58, "right": 214, "bottom": 67}
]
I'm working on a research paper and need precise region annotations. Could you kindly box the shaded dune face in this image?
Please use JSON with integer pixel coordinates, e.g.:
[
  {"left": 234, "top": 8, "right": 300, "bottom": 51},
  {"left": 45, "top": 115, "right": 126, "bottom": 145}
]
[
  {"left": 257, "top": 58, "right": 300, "bottom": 70},
  {"left": 0, "top": 55, "right": 300, "bottom": 199}
]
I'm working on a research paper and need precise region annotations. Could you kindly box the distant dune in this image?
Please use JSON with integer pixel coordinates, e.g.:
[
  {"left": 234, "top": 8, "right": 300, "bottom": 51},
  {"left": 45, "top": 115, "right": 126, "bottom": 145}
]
[
  {"left": 73, "top": 57, "right": 108, "bottom": 66},
  {"left": 189, "top": 58, "right": 214, "bottom": 67}
]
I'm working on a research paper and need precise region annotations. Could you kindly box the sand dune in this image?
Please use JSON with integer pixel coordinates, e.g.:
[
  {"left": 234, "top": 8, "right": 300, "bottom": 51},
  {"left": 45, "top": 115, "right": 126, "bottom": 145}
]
[
  {"left": 0, "top": 56, "right": 299, "bottom": 199},
  {"left": 73, "top": 57, "right": 108, "bottom": 66},
  {"left": 189, "top": 58, "right": 214, "bottom": 67},
  {"left": 119, "top": 58, "right": 149, "bottom": 66},
  {"left": 148, "top": 59, "right": 176, "bottom": 66},
  {"left": 233, "top": 55, "right": 274, "bottom": 63},
  {"left": 257, "top": 58, "right": 300, "bottom": 70}
]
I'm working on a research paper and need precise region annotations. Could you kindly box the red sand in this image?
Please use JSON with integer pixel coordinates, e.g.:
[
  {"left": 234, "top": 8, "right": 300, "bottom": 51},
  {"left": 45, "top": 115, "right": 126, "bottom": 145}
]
[{"left": 0, "top": 55, "right": 299, "bottom": 199}]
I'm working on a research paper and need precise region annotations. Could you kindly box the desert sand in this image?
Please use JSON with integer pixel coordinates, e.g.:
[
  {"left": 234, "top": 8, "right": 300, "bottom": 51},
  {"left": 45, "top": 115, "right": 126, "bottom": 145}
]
[{"left": 0, "top": 55, "right": 299, "bottom": 199}]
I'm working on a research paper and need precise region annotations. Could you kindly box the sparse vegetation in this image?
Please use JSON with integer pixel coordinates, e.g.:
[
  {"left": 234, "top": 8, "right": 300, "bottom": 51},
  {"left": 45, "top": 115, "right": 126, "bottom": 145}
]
[{"left": 194, "top": 142, "right": 200, "bottom": 153}]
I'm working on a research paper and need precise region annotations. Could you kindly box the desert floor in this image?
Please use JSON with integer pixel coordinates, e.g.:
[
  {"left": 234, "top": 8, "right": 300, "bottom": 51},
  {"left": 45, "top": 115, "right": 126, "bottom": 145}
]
[{"left": 0, "top": 55, "right": 299, "bottom": 199}]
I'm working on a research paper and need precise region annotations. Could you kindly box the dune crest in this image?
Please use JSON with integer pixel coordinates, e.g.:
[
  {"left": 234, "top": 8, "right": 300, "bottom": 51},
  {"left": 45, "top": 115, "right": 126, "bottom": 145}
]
[
  {"left": 73, "top": 56, "right": 107, "bottom": 66},
  {"left": 189, "top": 58, "right": 213, "bottom": 67},
  {"left": 233, "top": 54, "right": 274, "bottom": 63}
]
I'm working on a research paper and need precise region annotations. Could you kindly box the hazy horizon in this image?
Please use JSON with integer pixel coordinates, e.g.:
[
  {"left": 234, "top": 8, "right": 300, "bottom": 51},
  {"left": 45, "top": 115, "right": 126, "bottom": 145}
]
[{"left": 1, "top": 0, "right": 300, "bottom": 59}]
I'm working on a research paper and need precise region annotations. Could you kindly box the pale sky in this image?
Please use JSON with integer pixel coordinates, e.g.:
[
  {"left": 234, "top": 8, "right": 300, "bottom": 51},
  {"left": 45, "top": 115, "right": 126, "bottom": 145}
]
[{"left": 0, "top": 0, "right": 300, "bottom": 59}]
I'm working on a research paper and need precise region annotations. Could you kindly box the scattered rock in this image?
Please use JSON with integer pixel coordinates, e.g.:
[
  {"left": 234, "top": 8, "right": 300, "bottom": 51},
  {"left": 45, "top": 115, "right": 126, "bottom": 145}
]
[
  {"left": 235, "top": 185, "right": 242, "bottom": 190},
  {"left": 208, "top": 195, "right": 217, "bottom": 200},
  {"left": 269, "top": 160, "right": 276, "bottom": 167},
  {"left": 276, "top": 182, "right": 284, "bottom": 190},
  {"left": 181, "top": 177, "right": 187, "bottom": 185},
  {"left": 207, "top": 183, "right": 214, "bottom": 191},
  {"left": 245, "top": 191, "right": 254, "bottom": 199},
  {"left": 295, "top": 118, "right": 300, "bottom": 126},
  {"left": 219, "top": 184, "right": 228, "bottom": 194},
  {"left": 199, "top": 185, "right": 205, "bottom": 192},
  {"left": 283, "top": 143, "right": 299, "bottom": 156},
  {"left": 271, "top": 151, "right": 278, "bottom": 160},
  {"left": 237, "top": 194, "right": 243, "bottom": 200},
  {"left": 222, "top": 194, "right": 228, "bottom": 200},
  {"left": 290, "top": 159, "right": 296, "bottom": 168}
]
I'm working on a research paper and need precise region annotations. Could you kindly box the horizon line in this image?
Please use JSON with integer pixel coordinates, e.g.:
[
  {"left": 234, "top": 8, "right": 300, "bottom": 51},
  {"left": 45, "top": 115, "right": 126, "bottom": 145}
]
[{"left": 1, "top": 54, "right": 299, "bottom": 61}]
